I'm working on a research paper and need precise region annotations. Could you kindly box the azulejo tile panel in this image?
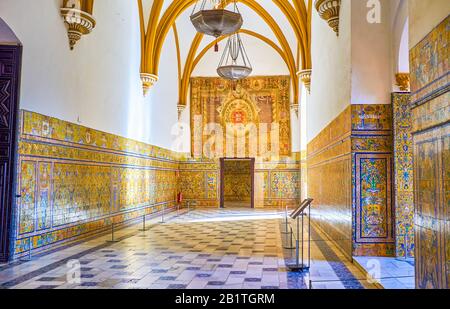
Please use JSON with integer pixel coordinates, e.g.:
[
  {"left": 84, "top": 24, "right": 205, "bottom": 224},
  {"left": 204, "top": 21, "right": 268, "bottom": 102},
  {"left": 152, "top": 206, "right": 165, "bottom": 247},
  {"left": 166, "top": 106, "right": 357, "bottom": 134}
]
[
  {"left": 352, "top": 105, "right": 395, "bottom": 257},
  {"left": 410, "top": 15, "right": 449, "bottom": 289},
  {"left": 14, "top": 110, "right": 179, "bottom": 257},
  {"left": 307, "top": 107, "right": 353, "bottom": 258},
  {"left": 410, "top": 15, "right": 449, "bottom": 97},
  {"left": 307, "top": 105, "right": 395, "bottom": 258},
  {"left": 178, "top": 157, "right": 301, "bottom": 208},
  {"left": 392, "top": 93, "right": 414, "bottom": 258},
  {"left": 354, "top": 155, "right": 394, "bottom": 243}
]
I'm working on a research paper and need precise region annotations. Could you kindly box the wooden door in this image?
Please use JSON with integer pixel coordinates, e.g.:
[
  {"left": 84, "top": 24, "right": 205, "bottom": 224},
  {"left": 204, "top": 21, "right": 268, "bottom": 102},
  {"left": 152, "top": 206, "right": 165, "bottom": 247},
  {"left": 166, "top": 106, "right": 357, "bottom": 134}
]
[{"left": 0, "top": 19, "right": 22, "bottom": 262}]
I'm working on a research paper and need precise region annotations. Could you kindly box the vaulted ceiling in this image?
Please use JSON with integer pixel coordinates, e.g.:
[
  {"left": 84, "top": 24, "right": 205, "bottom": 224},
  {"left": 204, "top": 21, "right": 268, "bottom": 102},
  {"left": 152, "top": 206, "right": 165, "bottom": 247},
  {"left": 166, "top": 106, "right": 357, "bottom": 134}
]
[
  {"left": 63, "top": 0, "right": 312, "bottom": 111},
  {"left": 137, "top": 0, "right": 312, "bottom": 108}
]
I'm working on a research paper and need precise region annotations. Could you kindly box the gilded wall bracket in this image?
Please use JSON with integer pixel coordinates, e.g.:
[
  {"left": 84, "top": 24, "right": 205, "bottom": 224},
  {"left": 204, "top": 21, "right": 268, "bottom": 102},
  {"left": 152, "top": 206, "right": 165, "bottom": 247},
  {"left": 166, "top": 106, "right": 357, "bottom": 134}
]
[
  {"left": 298, "top": 69, "right": 312, "bottom": 94},
  {"left": 395, "top": 73, "right": 410, "bottom": 92},
  {"left": 315, "top": 0, "right": 341, "bottom": 36},
  {"left": 141, "top": 73, "right": 159, "bottom": 96},
  {"left": 60, "top": 1, "right": 96, "bottom": 50}
]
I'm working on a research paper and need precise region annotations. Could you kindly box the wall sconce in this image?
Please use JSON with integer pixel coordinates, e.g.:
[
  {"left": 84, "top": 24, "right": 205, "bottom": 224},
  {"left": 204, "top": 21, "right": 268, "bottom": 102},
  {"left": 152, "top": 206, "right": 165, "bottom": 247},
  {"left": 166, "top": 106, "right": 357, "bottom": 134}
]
[
  {"left": 61, "top": 0, "right": 96, "bottom": 50},
  {"left": 315, "top": 0, "right": 341, "bottom": 36}
]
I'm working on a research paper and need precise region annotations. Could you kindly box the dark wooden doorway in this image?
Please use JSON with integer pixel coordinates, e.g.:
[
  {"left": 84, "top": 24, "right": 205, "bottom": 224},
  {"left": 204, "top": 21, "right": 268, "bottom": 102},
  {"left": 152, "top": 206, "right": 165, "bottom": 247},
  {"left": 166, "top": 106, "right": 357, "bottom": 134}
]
[
  {"left": 0, "top": 19, "right": 22, "bottom": 262},
  {"left": 220, "top": 158, "right": 255, "bottom": 209}
]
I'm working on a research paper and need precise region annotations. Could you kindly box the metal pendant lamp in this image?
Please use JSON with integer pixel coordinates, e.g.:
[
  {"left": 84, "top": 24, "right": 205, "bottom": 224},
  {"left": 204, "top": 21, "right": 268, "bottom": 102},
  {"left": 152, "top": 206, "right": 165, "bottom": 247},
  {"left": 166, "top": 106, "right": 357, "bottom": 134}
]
[
  {"left": 217, "top": 33, "right": 252, "bottom": 80},
  {"left": 190, "top": 0, "right": 243, "bottom": 51}
]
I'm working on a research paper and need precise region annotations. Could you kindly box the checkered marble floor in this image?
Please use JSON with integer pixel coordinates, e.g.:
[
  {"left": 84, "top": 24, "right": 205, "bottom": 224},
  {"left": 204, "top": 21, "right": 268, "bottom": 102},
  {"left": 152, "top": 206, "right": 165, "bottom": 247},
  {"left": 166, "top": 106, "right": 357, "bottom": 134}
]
[{"left": 0, "top": 208, "right": 379, "bottom": 289}]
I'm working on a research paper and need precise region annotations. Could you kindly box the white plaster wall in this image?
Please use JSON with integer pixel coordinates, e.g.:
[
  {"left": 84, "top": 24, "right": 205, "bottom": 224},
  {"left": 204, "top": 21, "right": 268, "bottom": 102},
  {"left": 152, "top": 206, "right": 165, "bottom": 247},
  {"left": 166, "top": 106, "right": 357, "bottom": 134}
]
[
  {"left": 409, "top": 0, "right": 450, "bottom": 48},
  {"left": 0, "top": 0, "right": 152, "bottom": 144},
  {"left": 351, "top": 0, "right": 393, "bottom": 105},
  {"left": 391, "top": 0, "right": 409, "bottom": 76},
  {"left": 307, "top": 0, "right": 352, "bottom": 142},
  {"left": 147, "top": 27, "right": 180, "bottom": 151}
]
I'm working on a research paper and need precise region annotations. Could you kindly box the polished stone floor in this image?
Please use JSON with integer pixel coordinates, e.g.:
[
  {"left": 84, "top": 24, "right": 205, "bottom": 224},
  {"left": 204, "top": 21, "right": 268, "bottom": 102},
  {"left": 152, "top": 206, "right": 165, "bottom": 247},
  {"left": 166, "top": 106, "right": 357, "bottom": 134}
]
[
  {"left": 353, "top": 256, "right": 415, "bottom": 289},
  {"left": 0, "top": 208, "right": 397, "bottom": 289}
]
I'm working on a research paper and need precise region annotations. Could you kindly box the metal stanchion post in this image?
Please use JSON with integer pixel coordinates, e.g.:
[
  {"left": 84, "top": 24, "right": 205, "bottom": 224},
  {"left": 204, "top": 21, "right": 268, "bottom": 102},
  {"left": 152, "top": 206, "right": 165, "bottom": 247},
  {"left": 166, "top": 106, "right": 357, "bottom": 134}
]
[
  {"left": 139, "top": 213, "right": 149, "bottom": 232},
  {"left": 404, "top": 232, "right": 408, "bottom": 260},
  {"left": 297, "top": 216, "right": 301, "bottom": 267},
  {"left": 21, "top": 237, "right": 32, "bottom": 261},
  {"left": 282, "top": 206, "right": 289, "bottom": 234},
  {"left": 107, "top": 219, "right": 119, "bottom": 243},
  {"left": 308, "top": 201, "right": 311, "bottom": 268},
  {"left": 301, "top": 213, "right": 304, "bottom": 268},
  {"left": 28, "top": 238, "right": 32, "bottom": 260},
  {"left": 161, "top": 204, "right": 165, "bottom": 223}
]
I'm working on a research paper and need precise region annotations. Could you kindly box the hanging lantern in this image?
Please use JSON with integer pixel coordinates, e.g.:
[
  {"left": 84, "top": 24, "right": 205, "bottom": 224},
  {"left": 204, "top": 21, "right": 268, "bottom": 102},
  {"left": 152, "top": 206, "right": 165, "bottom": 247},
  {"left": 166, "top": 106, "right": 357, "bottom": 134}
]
[
  {"left": 217, "top": 33, "right": 252, "bottom": 80},
  {"left": 190, "top": 0, "right": 243, "bottom": 51}
]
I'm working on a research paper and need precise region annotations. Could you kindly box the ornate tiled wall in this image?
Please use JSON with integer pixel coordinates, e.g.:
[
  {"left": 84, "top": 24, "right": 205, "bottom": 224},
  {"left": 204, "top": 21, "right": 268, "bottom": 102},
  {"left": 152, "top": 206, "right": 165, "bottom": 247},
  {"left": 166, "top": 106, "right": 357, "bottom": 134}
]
[
  {"left": 410, "top": 16, "right": 449, "bottom": 289},
  {"left": 179, "top": 155, "right": 301, "bottom": 208},
  {"left": 178, "top": 159, "right": 219, "bottom": 207},
  {"left": 307, "top": 106, "right": 353, "bottom": 259},
  {"left": 392, "top": 93, "right": 414, "bottom": 258},
  {"left": 308, "top": 105, "right": 395, "bottom": 259},
  {"left": 255, "top": 158, "right": 301, "bottom": 208},
  {"left": 13, "top": 110, "right": 180, "bottom": 258},
  {"left": 351, "top": 105, "right": 395, "bottom": 257}
]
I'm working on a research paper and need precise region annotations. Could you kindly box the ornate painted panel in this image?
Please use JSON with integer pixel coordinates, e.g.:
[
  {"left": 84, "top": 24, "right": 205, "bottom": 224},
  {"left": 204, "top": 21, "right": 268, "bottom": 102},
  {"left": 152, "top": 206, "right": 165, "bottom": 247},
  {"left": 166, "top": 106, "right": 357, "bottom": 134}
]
[
  {"left": 410, "top": 16, "right": 449, "bottom": 289},
  {"left": 392, "top": 93, "right": 414, "bottom": 258},
  {"left": 14, "top": 111, "right": 179, "bottom": 258},
  {"left": 190, "top": 76, "right": 291, "bottom": 158},
  {"left": 354, "top": 155, "right": 394, "bottom": 253},
  {"left": 352, "top": 105, "right": 395, "bottom": 257},
  {"left": 308, "top": 105, "right": 395, "bottom": 258}
]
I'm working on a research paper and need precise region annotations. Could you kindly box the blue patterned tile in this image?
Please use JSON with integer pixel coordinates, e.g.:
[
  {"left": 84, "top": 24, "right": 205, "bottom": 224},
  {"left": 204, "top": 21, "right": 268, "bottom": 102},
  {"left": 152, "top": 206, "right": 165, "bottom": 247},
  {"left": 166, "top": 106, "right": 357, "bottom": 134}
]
[
  {"left": 244, "top": 278, "right": 262, "bottom": 282},
  {"left": 80, "top": 282, "right": 98, "bottom": 287}
]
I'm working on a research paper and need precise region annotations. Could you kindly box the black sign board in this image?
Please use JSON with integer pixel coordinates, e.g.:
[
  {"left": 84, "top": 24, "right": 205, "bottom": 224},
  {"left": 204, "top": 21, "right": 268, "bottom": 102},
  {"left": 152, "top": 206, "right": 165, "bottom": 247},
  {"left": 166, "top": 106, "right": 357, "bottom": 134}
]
[{"left": 290, "top": 198, "right": 313, "bottom": 219}]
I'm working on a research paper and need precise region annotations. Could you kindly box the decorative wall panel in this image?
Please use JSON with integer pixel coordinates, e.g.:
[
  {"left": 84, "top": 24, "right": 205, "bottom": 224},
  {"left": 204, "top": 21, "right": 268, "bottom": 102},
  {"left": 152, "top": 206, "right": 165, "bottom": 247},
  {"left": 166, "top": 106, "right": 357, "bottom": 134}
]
[
  {"left": 351, "top": 104, "right": 395, "bottom": 257},
  {"left": 410, "top": 16, "right": 449, "bottom": 289},
  {"left": 308, "top": 105, "right": 395, "bottom": 258},
  {"left": 190, "top": 76, "right": 291, "bottom": 158},
  {"left": 14, "top": 110, "right": 179, "bottom": 258},
  {"left": 179, "top": 160, "right": 219, "bottom": 207},
  {"left": 392, "top": 93, "right": 414, "bottom": 258},
  {"left": 307, "top": 106, "right": 353, "bottom": 259},
  {"left": 179, "top": 156, "right": 301, "bottom": 209}
]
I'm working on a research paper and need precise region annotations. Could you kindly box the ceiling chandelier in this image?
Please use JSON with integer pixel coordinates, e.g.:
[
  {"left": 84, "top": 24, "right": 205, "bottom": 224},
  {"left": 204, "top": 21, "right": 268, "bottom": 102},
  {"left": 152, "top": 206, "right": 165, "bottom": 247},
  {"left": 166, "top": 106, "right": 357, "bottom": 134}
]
[
  {"left": 217, "top": 33, "right": 252, "bottom": 80},
  {"left": 190, "top": 0, "right": 243, "bottom": 51}
]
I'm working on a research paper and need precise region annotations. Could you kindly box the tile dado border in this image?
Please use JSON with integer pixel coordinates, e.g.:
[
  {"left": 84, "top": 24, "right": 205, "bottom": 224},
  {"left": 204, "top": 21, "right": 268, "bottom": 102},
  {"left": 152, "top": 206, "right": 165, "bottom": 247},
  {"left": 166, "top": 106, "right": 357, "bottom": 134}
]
[{"left": 13, "top": 110, "right": 180, "bottom": 258}]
